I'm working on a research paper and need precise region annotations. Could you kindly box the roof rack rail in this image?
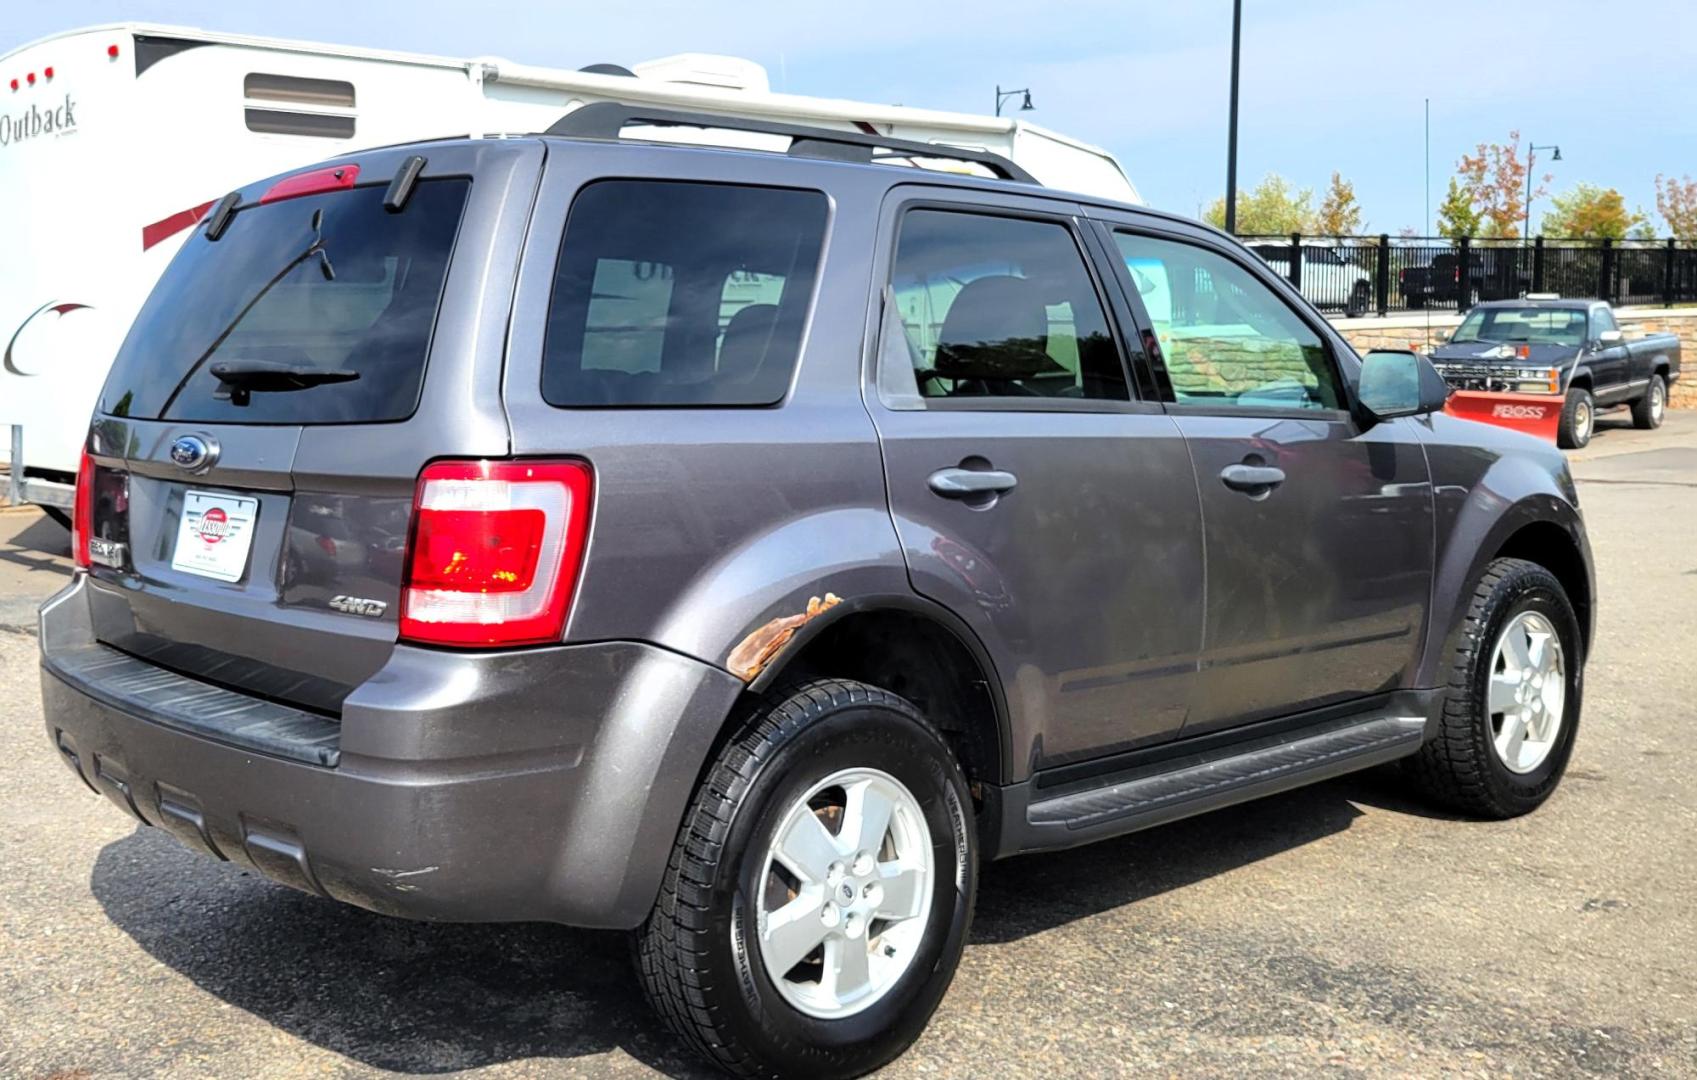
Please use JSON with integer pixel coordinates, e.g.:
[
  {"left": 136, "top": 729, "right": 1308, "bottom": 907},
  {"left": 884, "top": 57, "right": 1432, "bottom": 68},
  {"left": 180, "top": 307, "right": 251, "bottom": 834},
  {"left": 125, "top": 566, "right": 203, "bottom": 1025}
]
[{"left": 544, "top": 102, "right": 1039, "bottom": 185}]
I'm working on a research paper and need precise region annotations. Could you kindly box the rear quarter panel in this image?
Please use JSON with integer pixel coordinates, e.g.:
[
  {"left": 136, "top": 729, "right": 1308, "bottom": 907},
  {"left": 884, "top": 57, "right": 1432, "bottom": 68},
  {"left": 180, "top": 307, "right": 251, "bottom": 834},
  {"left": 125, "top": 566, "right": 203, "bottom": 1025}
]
[{"left": 500, "top": 143, "right": 913, "bottom": 669}]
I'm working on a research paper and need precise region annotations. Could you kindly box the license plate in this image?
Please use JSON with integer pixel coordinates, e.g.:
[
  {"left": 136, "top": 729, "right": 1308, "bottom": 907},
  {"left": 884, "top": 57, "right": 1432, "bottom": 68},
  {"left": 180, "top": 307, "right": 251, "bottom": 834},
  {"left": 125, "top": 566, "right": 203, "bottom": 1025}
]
[{"left": 171, "top": 490, "right": 260, "bottom": 583}]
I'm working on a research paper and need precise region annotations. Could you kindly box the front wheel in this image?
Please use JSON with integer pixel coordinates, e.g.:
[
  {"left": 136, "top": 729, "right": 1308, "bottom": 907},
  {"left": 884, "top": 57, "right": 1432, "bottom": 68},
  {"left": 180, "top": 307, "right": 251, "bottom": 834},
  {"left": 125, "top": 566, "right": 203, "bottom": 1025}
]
[
  {"left": 1405, "top": 558, "right": 1583, "bottom": 818},
  {"left": 1558, "top": 387, "right": 1594, "bottom": 449},
  {"left": 638, "top": 679, "right": 976, "bottom": 1079},
  {"left": 1631, "top": 373, "right": 1667, "bottom": 430}
]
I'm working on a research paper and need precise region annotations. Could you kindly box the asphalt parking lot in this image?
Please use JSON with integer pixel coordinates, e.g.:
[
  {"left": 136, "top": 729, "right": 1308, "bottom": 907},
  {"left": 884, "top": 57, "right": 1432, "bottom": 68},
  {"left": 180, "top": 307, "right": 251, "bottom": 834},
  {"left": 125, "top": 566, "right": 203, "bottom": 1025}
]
[{"left": 3, "top": 414, "right": 1696, "bottom": 1079}]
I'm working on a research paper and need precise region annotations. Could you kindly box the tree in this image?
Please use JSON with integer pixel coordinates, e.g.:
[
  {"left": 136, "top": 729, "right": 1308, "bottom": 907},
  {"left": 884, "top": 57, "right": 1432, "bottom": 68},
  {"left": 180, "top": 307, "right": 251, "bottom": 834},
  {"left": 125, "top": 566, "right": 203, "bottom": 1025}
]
[
  {"left": 1313, "top": 172, "right": 1364, "bottom": 235},
  {"left": 1455, "top": 130, "right": 1548, "bottom": 239},
  {"left": 1655, "top": 174, "right": 1697, "bottom": 241},
  {"left": 1204, "top": 173, "right": 1315, "bottom": 234},
  {"left": 1540, "top": 184, "right": 1648, "bottom": 241},
  {"left": 1434, "top": 177, "right": 1480, "bottom": 240}
]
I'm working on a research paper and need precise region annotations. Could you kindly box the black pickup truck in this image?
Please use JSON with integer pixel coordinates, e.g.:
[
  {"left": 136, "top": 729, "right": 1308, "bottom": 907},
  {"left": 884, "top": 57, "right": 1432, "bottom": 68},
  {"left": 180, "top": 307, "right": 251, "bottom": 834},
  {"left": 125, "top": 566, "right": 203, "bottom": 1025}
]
[
  {"left": 1399, "top": 250, "right": 1527, "bottom": 308},
  {"left": 1429, "top": 297, "right": 1681, "bottom": 448}
]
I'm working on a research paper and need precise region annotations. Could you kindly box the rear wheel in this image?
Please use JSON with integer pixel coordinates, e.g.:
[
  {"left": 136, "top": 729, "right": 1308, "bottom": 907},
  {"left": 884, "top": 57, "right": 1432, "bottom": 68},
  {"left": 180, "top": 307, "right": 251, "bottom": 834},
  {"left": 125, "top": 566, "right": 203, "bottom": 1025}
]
[
  {"left": 1405, "top": 558, "right": 1583, "bottom": 818},
  {"left": 637, "top": 679, "right": 975, "bottom": 1079},
  {"left": 1631, "top": 373, "right": 1666, "bottom": 430},
  {"left": 1346, "top": 281, "right": 1372, "bottom": 318},
  {"left": 1558, "top": 387, "right": 1594, "bottom": 449}
]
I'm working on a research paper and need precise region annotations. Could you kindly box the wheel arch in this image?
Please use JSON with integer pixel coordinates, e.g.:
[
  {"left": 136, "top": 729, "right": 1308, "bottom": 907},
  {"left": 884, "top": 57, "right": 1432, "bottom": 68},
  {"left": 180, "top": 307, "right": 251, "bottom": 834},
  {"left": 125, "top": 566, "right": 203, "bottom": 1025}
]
[
  {"left": 1422, "top": 486, "right": 1594, "bottom": 686},
  {"left": 746, "top": 594, "right": 1010, "bottom": 791},
  {"left": 1492, "top": 520, "right": 1593, "bottom": 657}
]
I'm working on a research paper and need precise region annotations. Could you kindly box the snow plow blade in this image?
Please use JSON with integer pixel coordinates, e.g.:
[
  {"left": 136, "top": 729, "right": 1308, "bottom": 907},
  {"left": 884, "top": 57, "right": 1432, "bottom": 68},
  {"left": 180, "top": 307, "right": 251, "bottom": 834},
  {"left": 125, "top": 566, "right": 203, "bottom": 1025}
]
[{"left": 1443, "top": 391, "right": 1562, "bottom": 442}]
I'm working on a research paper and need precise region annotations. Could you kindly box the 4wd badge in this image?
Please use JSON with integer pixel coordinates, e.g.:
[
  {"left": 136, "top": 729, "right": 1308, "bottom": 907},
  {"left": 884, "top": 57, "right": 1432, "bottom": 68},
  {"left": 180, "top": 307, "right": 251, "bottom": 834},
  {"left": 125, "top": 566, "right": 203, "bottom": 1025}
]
[{"left": 329, "top": 595, "right": 388, "bottom": 618}]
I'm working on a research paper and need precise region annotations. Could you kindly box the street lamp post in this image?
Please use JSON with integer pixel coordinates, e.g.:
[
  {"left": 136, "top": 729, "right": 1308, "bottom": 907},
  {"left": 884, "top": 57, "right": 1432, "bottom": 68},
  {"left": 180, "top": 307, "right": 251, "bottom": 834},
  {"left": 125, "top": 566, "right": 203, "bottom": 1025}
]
[
  {"left": 1225, "top": 0, "right": 1243, "bottom": 234},
  {"left": 1524, "top": 142, "right": 1562, "bottom": 242},
  {"left": 995, "top": 86, "right": 1033, "bottom": 118}
]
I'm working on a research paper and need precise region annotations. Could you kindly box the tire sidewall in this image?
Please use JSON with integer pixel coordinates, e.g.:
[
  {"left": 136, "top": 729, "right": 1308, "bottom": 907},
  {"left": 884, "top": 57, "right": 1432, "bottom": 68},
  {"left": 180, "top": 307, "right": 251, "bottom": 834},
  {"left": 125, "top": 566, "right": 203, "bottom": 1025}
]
[
  {"left": 1563, "top": 388, "right": 1594, "bottom": 449},
  {"left": 1467, "top": 568, "right": 1584, "bottom": 810},
  {"left": 713, "top": 703, "right": 975, "bottom": 1075},
  {"left": 1648, "top": 375, "right": 1666, "bottom": 427}
]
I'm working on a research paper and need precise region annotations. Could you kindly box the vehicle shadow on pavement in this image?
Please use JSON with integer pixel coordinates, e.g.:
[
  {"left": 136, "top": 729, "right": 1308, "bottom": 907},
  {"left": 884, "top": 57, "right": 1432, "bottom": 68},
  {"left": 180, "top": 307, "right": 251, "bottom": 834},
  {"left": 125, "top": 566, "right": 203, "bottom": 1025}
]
[
  {"left": 0, "top": 512, "right": 73, "bottom": 571},
  {"left": 971, "top": 768, "right": 1439, "bottom": 943},
  {"left": 89, "top": 767, "right": 1432, "bottom": 1075}
]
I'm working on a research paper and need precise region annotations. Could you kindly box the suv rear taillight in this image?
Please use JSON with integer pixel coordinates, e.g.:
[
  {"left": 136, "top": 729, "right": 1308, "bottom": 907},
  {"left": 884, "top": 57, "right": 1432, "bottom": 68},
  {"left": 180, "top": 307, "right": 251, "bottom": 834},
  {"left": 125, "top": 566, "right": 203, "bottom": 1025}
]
[
  {"left": 399, "top": 460, "right": 593, "bottom": 647},
  {"left": 72, "top": 447, "right": 94, "bottom": 570}
]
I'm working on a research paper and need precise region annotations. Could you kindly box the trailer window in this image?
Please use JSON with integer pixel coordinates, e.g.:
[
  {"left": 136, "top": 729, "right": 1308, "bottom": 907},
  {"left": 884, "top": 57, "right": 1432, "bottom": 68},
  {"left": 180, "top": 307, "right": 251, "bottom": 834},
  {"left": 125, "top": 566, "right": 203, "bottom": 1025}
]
[
  {"left": 245, "top": 73, "right": 356, "bottom": 138},
  {"left": 542, "top": 180, "right": 828, "bottom": 407},
  {"left": 101, "top": 180, "right": 469, "bottom": 424}
]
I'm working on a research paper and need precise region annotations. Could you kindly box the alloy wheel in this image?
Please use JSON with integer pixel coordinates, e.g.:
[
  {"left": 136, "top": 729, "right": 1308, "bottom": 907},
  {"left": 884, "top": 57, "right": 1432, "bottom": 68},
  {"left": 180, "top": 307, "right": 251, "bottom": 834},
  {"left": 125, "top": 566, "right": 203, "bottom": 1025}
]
[
  {"left": 1487, "top": 610, "right": 1567, "bottom": 773},
  {"left": 754, "top": 767, "right": 936, "bottom": 1019}
]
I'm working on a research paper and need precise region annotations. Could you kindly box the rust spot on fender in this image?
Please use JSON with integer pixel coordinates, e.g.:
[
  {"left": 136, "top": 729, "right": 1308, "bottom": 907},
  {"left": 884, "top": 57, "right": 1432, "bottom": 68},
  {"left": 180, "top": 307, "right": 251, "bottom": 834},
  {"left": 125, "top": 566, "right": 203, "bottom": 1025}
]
[{"left": 728, "top": 593, "right": 842, "bottom": 682}]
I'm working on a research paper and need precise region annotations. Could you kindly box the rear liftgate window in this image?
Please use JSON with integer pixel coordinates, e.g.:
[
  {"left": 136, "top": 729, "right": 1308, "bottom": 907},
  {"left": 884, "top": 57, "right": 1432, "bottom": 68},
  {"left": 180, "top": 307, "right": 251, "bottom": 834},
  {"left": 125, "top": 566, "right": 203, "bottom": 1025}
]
[
  {"left": 542, "top": 180, "right": 828, "bottom": 407},
  {"left": 102, "top": 179, "right": 469, "bottom": 424}
]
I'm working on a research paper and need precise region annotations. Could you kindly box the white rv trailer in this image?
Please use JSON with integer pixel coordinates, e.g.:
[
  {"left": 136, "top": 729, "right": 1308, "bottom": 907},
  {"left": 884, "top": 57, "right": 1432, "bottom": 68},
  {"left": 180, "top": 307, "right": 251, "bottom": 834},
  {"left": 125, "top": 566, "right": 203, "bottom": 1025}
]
[{"left": 0, "top": 23, "right": 1140, "bottom": 516}]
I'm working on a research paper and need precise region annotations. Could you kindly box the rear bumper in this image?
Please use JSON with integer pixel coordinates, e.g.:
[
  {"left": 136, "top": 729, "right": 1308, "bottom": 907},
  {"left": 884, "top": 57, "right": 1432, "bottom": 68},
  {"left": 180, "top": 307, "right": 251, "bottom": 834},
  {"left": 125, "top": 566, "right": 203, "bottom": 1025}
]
[{"left": 38, "top": 576, "right": 744, "bottom": 928}]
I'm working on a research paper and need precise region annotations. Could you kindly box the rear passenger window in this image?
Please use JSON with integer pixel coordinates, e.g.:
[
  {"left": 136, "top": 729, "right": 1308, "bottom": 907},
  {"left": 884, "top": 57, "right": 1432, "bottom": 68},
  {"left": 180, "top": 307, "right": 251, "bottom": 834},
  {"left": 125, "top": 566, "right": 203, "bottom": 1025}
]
[
  {"left": 542, "top": 181, "right": 827, "bottom": 407},
  {"left": 888, "top": 210, "right": 1130, "bottom": 401}
]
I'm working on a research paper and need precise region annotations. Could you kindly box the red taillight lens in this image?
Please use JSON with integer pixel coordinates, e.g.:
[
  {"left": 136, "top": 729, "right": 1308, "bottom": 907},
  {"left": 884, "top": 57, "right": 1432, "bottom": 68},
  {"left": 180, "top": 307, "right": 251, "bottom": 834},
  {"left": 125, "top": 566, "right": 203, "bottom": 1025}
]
[
  {"left": 399, "top": 460, "right": 593, "bottom": 647},
  {"left": 1453, "top": 268, "right": 1461, "bottom": 281},
  {"left": 72, "top": 447, "right": 95, "bottom": 570}
]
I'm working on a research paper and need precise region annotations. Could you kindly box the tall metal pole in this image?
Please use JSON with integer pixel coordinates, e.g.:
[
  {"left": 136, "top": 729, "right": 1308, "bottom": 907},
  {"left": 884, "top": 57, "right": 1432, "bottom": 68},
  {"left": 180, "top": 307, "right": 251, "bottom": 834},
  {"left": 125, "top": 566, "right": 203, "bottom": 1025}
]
[
  {"left": 1524, "top": 145, "right": 1534, "bottom": 244},
  {"left": 1224, "top": 0, "right": 1242, "bottom": 234},
  {"left": 1424, "top": 98, "right": 1430, "bottom": 236}
]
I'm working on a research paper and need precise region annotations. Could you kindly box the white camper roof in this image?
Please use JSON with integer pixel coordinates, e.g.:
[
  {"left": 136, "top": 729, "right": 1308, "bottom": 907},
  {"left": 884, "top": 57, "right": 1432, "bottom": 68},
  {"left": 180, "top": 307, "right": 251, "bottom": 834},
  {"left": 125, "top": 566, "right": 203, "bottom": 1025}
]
[{"left": 2, "top": 22, "right": 1139, "bottom": 201}]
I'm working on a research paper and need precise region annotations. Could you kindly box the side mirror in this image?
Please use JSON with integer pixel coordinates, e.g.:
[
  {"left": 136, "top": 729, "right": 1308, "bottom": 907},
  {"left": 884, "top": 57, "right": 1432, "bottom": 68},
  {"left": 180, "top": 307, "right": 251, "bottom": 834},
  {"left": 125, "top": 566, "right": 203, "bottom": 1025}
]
[
  {"left": 1433, "top": 328, "right": 1451, "bottom": 344},
  {"left": 1598, "top": 329, "right": 1624, "bottom": 345},
  {"left": 1357, "top": 349, "right": 1451, "bottom": 422}
]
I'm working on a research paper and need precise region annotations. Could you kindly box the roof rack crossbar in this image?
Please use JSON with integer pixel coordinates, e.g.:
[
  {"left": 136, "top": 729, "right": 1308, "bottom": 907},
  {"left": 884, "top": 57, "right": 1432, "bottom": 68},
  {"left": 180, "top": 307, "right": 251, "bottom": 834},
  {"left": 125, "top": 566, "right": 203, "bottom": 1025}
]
[{"left": 544, "top": 102, "right": 1039, "bottom": 185}]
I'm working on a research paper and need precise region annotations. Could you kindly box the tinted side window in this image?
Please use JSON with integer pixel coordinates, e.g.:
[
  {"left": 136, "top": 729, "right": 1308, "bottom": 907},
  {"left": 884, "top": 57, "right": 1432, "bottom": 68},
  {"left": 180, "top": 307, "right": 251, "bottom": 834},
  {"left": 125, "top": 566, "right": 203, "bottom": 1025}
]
[
  {"left": 1113, "top": 232, "right": 1343, "bottom": 411},
  {"left": 890, "top": 210, "right": 1129, "bottom": 401},
  {"left": 542, "top": 181, "right": 827, "bottom": 407},
  {"left": 1591, "top": 306, "right": 1618, "bottom": 336}
]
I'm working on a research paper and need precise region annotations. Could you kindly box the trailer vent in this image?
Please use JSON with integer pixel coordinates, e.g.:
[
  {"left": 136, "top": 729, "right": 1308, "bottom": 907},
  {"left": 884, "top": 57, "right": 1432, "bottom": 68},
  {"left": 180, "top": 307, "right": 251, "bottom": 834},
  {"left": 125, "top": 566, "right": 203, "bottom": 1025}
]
[{"left": 244, "top": 73, "right": 356, "bottom": 138}]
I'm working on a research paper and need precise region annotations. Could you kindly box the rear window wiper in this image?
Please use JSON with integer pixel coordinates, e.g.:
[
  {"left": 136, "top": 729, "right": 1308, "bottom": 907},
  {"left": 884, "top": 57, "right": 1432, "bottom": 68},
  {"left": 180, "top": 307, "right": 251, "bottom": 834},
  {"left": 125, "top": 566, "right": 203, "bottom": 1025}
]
[{"left": 210, "top": 360, "right": 359, "bottom": 406}]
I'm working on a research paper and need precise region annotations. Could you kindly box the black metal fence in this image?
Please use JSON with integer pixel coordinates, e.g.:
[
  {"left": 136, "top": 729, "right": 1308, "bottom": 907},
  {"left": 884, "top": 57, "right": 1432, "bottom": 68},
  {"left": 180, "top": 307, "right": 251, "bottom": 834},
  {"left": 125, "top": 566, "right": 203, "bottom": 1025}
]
[{"left": 1238, "top": 233, "right": 1697, "bottom": 317}]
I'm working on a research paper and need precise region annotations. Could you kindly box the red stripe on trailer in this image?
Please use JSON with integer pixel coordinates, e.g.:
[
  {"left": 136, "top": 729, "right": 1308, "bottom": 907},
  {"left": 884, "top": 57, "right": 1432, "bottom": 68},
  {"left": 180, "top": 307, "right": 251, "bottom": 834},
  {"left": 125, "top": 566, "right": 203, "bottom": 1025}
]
[{"left": 141, "top": 200, "right": 215, "bottom": 251}]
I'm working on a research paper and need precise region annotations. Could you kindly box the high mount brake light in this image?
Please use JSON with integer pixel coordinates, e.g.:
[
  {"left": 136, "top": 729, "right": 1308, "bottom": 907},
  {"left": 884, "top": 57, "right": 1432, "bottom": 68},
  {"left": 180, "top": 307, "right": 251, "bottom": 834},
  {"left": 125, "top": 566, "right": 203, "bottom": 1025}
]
[
  {"left": 260, "top": 164, "right": 361, "bottom": 205},
  {"left": 72, "top": 448, "right": 95, "bottom": 570},
  {"left": 399, "top": 460, "right": 594, "bottom": 647}
]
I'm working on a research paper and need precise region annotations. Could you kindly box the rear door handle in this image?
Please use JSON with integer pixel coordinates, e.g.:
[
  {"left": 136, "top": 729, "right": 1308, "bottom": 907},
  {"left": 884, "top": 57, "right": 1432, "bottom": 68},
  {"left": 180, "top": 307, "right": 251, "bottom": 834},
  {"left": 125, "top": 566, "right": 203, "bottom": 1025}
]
[
  {"left": 928, "top": 468, "right": 1018, "bottom": 499},
  {"left": 1219, "top": 463, "right": 1286, "bottom": 494}
]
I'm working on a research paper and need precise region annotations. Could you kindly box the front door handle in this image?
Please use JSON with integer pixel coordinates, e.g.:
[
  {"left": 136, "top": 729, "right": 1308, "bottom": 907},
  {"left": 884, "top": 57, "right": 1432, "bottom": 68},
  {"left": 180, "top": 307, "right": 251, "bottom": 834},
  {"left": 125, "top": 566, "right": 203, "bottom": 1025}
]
[
  {"left": 928, "top": 467, "right": 1018, "bottom": 499},
  {"left": 1220, "top": 463, "right": 1286, "bottom": 495}
]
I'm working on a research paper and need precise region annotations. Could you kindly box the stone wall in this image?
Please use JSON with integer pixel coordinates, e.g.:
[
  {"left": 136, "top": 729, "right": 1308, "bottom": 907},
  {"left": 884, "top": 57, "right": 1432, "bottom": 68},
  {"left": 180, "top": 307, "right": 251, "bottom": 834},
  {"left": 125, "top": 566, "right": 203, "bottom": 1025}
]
[{"left": 1330, "top": 308, "right": 1697, "bottom": 408}]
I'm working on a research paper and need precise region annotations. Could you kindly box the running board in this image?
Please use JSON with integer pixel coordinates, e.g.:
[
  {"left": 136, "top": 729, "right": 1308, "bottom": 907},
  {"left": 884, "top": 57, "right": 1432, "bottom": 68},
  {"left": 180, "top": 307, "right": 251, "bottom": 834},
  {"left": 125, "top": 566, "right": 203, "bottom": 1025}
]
[{"left": 989, "top": 708, "right": 1431, "bottom": 857}]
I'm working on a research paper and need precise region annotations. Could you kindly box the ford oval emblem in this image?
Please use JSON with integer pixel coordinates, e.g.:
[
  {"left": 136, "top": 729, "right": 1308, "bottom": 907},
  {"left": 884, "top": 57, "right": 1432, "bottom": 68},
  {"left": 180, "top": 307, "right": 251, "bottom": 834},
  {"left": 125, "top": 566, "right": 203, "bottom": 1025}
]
[{"left": 169, "top": 434, "right": 217, "bottom": 473}]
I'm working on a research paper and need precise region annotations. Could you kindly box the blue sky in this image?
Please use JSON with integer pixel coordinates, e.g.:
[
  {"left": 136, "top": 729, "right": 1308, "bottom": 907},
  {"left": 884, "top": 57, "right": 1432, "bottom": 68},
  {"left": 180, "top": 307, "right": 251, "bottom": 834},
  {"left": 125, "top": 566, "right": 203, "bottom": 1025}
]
[{"left": 11, "top": 0, "right": 1697, "bottom": 234}]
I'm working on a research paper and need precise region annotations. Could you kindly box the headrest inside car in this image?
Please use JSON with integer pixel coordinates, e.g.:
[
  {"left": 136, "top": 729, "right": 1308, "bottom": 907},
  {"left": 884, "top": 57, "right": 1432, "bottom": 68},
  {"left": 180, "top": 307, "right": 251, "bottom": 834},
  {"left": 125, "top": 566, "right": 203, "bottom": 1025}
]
[{"left": 930, "top": 275, "right": 1067, "bottom": 382}]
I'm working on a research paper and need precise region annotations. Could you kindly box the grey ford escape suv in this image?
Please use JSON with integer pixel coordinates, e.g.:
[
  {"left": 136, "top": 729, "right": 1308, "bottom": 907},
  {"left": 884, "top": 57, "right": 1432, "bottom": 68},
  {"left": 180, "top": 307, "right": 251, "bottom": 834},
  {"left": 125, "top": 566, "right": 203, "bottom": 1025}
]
[{"left": 41, "top": 105, "right": 1594, "bottom": 1079}]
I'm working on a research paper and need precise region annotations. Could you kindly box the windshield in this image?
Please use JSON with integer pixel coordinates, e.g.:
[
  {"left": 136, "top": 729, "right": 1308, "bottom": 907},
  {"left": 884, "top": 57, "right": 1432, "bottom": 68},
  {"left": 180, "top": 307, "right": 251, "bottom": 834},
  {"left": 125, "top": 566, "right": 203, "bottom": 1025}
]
[
  {"left": 101, "top": 179, "right": 469, "bottom": 424},
  {"left": 1451, "top": 307, "right": 1586, "bottom": 348}
]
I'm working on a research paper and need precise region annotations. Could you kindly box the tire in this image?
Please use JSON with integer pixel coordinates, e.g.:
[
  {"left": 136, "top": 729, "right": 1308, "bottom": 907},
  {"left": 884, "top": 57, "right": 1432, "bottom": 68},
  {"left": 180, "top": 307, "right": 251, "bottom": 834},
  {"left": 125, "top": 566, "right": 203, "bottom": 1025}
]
[
  {"left": 1631, "top": 373, "right": 1667, "bottom": 430},
  {"left": 637, "top": 679, "right": 976, "bottom": 1079},
  {"left": 1405, "top": 558, "right": 1583, "bottom": 819},
  {"left": 1346, "top": 281, "right": 1371, "bottom": 318},
  {"left": 1558, "top": 386, "right": 1594, "bottom": 449}
]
